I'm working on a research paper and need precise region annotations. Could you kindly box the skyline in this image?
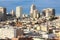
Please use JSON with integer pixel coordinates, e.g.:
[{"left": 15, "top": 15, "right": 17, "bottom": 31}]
[{"left": 0, "top": 0, "right": 60, "bottom": 16}]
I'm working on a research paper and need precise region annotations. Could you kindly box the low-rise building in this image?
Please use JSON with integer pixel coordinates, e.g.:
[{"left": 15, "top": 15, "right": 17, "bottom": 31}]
[{"left": 0, "top": 26, "right": 23, "bottom": 39}]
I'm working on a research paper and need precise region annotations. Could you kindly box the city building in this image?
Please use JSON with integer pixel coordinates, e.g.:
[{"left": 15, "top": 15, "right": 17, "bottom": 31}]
[
  {"left": 42, "top": 8, "right": 55, "bottom": 18},
  {"left": 16, "top": 6, "right": 22, "bottom": 18},
  {"left": 0, "top": 26, "right": 24, "bottom": 39},
  {"left": 30, "top": 4, "right": 36, "bottom": 18},
  {"left": 0, "top": 7, "right": 7, "bottom": 21},
  {"left": 33, "top": 9, "right": 40, "bottom": 19},
  {"left": 10, "top": 10, "right": 15, "bottom": 17},
  {"left": 40, "top": 25, "right": 48, "bottom": 32},
  {"left": 22, "top": 14, "right": 28, "bottom": 18}
]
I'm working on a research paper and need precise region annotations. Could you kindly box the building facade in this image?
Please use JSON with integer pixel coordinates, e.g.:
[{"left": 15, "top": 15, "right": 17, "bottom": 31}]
[
  {"left": 33, "top": 9, "right": 40, "bottom": 19},
  {"left": 30, "top": 4, "right": 36, "bottom": 18},
  {"left": 42, "top": 8, "right": 55, "bottom": 17},
  {"left": 0, "top": 7, "right": 7, "bottom": 21},
  {"left": 0, "top": 27, "right": 23, "bottom": 39},
  {"left": 10, "top": 10, "right": 15, "bottom": 17},
  {"left": 16, "top": 6, "right": 22, "bottom": 18}
]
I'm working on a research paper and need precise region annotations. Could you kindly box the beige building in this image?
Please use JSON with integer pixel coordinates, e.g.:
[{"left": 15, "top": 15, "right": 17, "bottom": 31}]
[
  {"left": 0, "top": 7, "right": 7, "bottom": 21},
  {"left": 30, "top": 4, "right": 40, "bottom": 19},
  {"left": 30, "top": 4, "right": 36, "bottom": 18},
  {"left": 16, "top": 6, "right": 22, "bottom": 18},
  {"left": 40, "top": 25, "right": 48, "bottom": 32},
  {"left": 33, "top": 9, "right": 40, "bottom": 19},
  {"left": 10, "top": 10, "right": 15, "bottom": 17}
]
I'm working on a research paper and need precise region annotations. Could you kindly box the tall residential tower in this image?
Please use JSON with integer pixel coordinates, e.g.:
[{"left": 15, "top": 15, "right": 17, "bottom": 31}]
[{"left": 16, "top": 6, "right": 22, "bottom": 18}]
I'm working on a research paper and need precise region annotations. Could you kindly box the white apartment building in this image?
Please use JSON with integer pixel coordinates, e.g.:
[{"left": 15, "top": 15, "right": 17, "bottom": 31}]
[
  {"left": 16, "top": 6, "right": 22, "bottom": 18},
  {"left": 0, "top": 26, "right": 23, "bottom": 39}
]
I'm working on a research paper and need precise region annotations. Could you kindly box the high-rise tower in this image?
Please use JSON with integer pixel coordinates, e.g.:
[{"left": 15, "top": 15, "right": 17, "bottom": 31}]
[
  {"left": 16, "top": 6, "right": 22, "bottom": 18},
  {"left": 42, "top": 8, "right": 55, "bottom": 17},
  {"left": 30, "top": 4, "right": 36, "bottom": 18}
]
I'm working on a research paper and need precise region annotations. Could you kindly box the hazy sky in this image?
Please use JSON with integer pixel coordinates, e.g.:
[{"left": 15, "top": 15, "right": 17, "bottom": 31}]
[{"left": 0, "top": 0, "right": 60, "bottom": 16}]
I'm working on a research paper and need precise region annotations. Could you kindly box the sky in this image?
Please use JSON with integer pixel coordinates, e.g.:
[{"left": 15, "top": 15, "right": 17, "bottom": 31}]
[{"left": 0, "top": 0, "right": 60, "bottom": 16}]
